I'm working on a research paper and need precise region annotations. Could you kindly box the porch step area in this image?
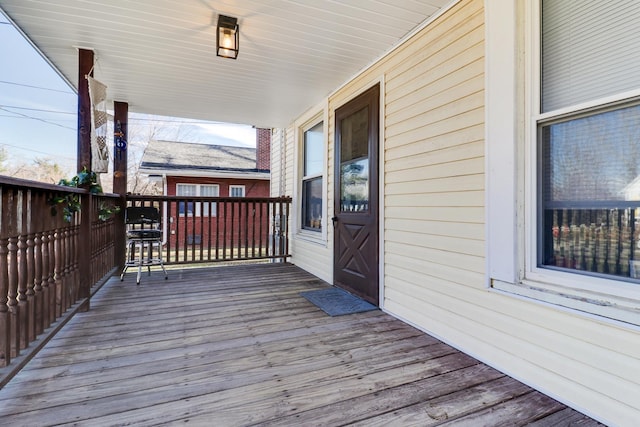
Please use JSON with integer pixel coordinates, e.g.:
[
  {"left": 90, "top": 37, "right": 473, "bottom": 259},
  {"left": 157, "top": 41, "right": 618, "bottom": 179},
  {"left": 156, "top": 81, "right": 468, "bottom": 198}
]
[{"left": 0, "top": 263, "right": 601, "bottom": 426}]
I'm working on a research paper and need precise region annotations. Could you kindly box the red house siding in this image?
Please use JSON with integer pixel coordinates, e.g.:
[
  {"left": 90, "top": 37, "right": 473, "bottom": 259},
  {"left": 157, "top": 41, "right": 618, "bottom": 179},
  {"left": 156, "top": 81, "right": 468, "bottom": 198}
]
[{"left": 166, "top": 176, "right": 270, "bottom": 249}]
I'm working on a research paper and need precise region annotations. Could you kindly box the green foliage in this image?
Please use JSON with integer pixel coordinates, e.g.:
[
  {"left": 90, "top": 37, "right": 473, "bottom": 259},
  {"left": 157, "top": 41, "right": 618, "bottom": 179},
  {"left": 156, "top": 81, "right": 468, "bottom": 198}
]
[
  {"left": 97, "top": 202, "right": 120, "bottom": 222},
  {"left": 50, "top": 167, "right": 120, "bottom": 222},
  {"left": 58, "top": 167, "right": 103, "bottom": 194}
]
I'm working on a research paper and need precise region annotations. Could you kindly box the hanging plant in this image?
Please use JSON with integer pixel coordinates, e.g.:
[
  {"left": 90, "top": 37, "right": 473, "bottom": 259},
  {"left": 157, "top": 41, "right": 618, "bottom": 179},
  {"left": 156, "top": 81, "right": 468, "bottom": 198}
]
[{"left": 50, "top": 167, "right": 120, "bottom": 222}]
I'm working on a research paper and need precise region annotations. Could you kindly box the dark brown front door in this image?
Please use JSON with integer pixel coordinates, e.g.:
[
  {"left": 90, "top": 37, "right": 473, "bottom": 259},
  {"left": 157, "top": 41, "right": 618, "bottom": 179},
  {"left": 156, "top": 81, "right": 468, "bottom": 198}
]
[{"left": 333, "top": 84, "right": 379, "bottom": 305}]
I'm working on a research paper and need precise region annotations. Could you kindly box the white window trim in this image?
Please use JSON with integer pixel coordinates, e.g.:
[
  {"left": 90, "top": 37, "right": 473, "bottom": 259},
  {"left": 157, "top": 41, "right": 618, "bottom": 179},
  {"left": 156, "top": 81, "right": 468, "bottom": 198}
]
[
  {"left": 229, "top": 185, "right": 245, "bottom": 197},
  {"left": 485, "top": 0, "right": 519, "bottom": 286},
  {"left": 486, "top": 0, "right": 640, "bottom": 327},
  {"left": 293, "top": 106, "right": 329, "bottom": 244}
]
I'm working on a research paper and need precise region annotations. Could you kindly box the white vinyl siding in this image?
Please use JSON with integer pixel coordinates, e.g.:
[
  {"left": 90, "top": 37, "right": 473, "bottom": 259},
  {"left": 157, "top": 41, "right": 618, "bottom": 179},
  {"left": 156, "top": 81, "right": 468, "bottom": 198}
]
[
  {"left": 283, "top": 116, "right": 332, "bottom": 282},
  {"left": 486, "top": 0, "right": 640, "bottom": 425},
  {"left": 275, "top": 0, "right": 640, "bottom": 425}
]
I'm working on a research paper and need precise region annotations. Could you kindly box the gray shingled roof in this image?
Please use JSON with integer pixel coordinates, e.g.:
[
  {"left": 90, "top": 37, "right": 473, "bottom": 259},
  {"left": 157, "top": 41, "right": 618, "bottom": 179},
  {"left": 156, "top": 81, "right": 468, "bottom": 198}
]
[{"left": 140, "top": 140, "right": 263, "bottom": 174}]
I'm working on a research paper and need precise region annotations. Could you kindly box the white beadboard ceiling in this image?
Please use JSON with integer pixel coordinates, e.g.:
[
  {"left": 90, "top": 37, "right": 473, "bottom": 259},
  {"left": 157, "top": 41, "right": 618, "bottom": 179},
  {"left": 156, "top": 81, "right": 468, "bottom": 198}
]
[{"left": 0, "top": 0, "right": 451, "bottom": 128}]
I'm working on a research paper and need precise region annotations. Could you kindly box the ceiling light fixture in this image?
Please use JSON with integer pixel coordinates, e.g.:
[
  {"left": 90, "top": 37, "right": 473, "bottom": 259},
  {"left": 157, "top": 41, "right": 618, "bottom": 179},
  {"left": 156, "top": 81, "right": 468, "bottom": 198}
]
[{"left": 216, "top": 14, "right": 239, "bottom": 59}]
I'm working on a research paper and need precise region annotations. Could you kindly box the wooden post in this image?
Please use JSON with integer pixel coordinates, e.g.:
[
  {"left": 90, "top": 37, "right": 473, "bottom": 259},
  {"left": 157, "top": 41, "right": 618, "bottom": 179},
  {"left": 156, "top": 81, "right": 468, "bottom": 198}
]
[
  {"left": 113, "top": 101, "right": 128, "bottom": 270},
  {"left": 77, "top": 193, "right": 91, "bottom": 312},
  {"left": 113, "top": 101, "right": 128, "bottom": 195},
  {"left": 77, "top": 48, "right": 94, "bottom": 173}
]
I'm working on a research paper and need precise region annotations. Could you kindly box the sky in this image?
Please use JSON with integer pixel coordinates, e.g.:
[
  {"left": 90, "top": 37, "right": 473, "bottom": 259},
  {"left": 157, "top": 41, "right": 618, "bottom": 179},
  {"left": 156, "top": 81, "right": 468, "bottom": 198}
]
[{"left": 0, "top": 14, "right": 256, "bottom": 176}]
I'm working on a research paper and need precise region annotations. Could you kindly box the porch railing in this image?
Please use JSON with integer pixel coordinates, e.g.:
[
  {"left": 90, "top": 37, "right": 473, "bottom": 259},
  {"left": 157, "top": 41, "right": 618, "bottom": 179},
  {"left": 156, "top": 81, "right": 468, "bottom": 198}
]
[
  {"left": 126, "top": 195, "right": 291, "bottom": 264},
  {"left": 0, "top": 180, "right": 290, "bottom": 374},
  {"left": 0, "top": 177, "right": 122, "bottom": 369}
]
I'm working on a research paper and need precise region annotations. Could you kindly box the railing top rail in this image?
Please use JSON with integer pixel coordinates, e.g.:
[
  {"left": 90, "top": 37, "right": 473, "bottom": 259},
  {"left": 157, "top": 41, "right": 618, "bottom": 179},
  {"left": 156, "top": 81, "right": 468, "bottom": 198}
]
[
  {"left": 0, "top": 175, "right": 119, "bottom": 199},
  {"left": 126, "top": 195, "right": 292, "bottom": 203}
]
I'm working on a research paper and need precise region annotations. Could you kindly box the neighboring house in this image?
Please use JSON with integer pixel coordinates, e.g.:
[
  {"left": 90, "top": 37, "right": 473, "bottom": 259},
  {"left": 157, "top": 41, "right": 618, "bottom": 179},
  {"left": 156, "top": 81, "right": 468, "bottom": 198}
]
[
  {"left": 270, "top": 1, "right": 640, "bottom": 425},
  {"left": 139, "top": 129, "right": 270, "bottom": 248}
]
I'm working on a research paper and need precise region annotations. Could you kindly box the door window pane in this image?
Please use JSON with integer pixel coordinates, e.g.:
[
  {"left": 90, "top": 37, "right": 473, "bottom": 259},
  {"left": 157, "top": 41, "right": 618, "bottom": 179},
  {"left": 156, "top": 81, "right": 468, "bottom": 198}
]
[{"left": 340, "top": 106, "right": 369, "bottom": 212}]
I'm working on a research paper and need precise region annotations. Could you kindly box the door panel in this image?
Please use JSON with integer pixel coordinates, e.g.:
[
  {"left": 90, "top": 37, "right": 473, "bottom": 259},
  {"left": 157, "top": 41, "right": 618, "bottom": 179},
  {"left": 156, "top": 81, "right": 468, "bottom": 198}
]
[{"left": 334, "top": 84, "right": 379, "bottom": 304}]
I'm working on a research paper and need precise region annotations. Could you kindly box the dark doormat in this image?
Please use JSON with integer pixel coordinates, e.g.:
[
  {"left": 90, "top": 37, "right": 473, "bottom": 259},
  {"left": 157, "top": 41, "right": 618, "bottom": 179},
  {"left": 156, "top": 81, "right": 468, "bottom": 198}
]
[{"left": 300, "top": 287, "right": 378, "bottom": 316}]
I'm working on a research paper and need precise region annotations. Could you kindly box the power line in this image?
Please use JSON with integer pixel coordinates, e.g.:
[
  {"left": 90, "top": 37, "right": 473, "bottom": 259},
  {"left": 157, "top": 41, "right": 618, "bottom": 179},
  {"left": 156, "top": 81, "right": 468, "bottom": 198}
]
[
  {"left": 0, "top": 107, "right": 75, "bottom": 130},
  {"left": 0, "top": 142, "right": 76, "bottom": 160},
  {"left": 0, "top": 80, "right": 74, "bottom": 94},
  {"left": 0, "top": 104, "right": 75, "bottom": 115}
]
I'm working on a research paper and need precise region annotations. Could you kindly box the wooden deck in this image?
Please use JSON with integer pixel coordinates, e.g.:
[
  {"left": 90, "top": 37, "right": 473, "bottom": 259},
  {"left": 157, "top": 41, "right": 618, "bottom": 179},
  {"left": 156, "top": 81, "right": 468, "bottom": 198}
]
[{"left": 0, "top": 263, "right": 600, "bottom": 426}]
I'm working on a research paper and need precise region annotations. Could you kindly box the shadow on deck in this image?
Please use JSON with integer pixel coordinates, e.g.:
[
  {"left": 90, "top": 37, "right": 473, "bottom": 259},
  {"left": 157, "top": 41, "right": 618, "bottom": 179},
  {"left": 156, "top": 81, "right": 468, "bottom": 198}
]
[{"left": 0, "top": 263, "right": 600, "bottom": 426}]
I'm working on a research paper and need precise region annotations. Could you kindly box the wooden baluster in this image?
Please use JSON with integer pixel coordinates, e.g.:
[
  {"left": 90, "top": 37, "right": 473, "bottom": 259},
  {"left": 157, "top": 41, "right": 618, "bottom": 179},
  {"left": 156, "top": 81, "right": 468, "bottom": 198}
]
[
  {"left": 207, "top": 200, "right": 215, "bottom": 261},
  {"left": 251, "top": 201, "right": 256, "bottom": 258},
  {"left": 191, "top": 200, "right": 196, "bottom": 261},
  {"left": 0, "top": 235, "right": 9, "bottom": 366},
  {"left": 270, "top": 200, "right": 276, "bottom": 258},
  {"left": 8, "top": 236, "right": 19, "bottom": 358},
  {"left": 41, "top": 225, "right": 50, "bottom": 329},
  {"left": 222, "top": 201, "right": 227, "bottom": 260},
  {"left": 24, "top": 190, "right": 36, "bottom": 343},
  {"left": 283, "top": 199, "right": 289, "bottom": 258},
  {"left": 33, "top": 225, "right": 43, "bottom": 335},
  {"left": 17, "top": 232, "right": 28, "bottom": 350},
  {"left": 54, "top": 227, "right": 62, "bottom": 319},
  {"left": 59, "top": 226, "right": 67, "bottom": 311},
  {"left": 48, "top": 226, "right": 57, "bottom": 324},
  {"left": 71, "top": 221, "right": 78, "bottom": 304},
  {"left": 244, "top": 201, "right": 249, "bottom": 259},
  {"left": 66, "top": 223, "right": 74, "bottom": 307},
  {"left": 259, "top": 201, "right": 264, "bottom": 258},
  {"left": 215, "top": 201, "right": 220, "bottom": 260},
  {"left": 65, "top": 222, "right": 72, "bottom": 308},
  {"left": 198, "top": 201, "right": 204, "bottom": 261},
  {"left": 15, "top": 190, "right": 29, "bottom": 350},
  {"left": 61, "top": 225, "right": 69, "bottom": 312},
  {"left": 231, "top": 200, "right": 236, "bottom": 259}
]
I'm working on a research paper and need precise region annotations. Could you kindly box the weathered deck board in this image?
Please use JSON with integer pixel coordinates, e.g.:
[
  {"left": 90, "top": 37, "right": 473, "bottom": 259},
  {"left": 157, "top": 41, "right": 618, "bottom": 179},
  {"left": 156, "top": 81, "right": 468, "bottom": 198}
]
[{"left": 0, "top": 263, "right": 601, "bottom": 426}]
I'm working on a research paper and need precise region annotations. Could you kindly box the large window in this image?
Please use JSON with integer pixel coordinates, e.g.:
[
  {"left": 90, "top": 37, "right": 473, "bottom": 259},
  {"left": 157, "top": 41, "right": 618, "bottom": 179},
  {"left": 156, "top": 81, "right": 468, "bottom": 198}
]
[
  {"left": 301, "top": 122, "right": 324, "bottom": 231},
  {"left": 538, "top": 1, "right": 640, "bottom": 282},
  {"left": 176, "top": 183, "right": 219, "bottom": 216},
  {"left": 229, "top": 185, "right": 245, "bottom": 197}
]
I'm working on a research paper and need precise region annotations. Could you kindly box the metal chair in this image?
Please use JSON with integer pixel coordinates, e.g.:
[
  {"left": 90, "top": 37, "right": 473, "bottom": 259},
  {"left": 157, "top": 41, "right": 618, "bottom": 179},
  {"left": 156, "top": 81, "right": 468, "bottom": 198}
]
[{"left": 120, "top": 206, "right": 168, "bottom": 285}]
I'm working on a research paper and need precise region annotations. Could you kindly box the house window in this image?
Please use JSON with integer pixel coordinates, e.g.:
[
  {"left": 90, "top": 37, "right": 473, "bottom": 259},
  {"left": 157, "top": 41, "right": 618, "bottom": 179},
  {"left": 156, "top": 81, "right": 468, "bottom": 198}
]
[
  {"left": 301, "top": 122, "right": 324, "bottom": 231},
  {"left": 538, "top": 1, "right": 640, "bottom": 281},
  {"left": 176, "top": 183, "right": 219, "bottom": 216},
  {"left": 200, "top": 184, "right": 219, "bottom": 216},
  {"left": 229, "top": 185, "right": 245, "bottom": 197}
]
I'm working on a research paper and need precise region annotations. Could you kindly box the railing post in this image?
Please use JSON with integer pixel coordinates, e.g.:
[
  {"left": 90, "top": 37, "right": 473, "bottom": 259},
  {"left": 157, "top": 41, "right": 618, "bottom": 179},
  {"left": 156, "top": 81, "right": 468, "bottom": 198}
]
[
  {"left": 114, "top": 196, "right": 126, "bottom": 271},
  {"left": 77, "top": 192, "right": 92, "bottom": 311}
]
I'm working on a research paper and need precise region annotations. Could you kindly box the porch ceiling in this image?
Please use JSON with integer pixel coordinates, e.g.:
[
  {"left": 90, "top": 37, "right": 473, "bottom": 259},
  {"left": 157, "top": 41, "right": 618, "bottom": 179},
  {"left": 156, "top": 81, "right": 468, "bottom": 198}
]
[{"left": 0, "top": 0, "right": 451, "bottom": 128}]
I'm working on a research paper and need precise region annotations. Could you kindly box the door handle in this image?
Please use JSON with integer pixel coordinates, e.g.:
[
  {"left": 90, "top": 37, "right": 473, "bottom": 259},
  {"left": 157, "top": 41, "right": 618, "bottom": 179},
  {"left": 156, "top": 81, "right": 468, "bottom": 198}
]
[{"left": 331, "top": 216, "right": 338, "bottom": 228}]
